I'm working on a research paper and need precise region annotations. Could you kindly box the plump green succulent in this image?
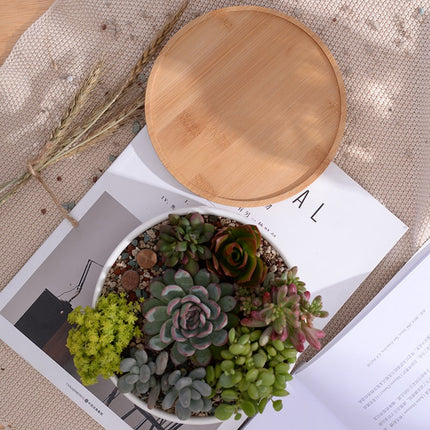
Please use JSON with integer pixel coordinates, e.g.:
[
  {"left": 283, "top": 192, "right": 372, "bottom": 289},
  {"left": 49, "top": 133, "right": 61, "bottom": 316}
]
[
  {"left": 240, "top": 268, "right": 328, "bottom": 352},
  {"left": 142, "top": 268, "right": 237, "bottom": 365},
  {"left": 206, "top": 327, "right": 296, "bottom": 421},
  {"left": 160, "top": 367, "right": 213, "bottom": 420},
  {"left": 117, "top": 348, "right": 168, "bottom": 409},
  {"left": 207, "top": 225, "right": 268, "bottom": 287},
  {"left": 157, "top": 213, "right": 215, "bottom": 274}
]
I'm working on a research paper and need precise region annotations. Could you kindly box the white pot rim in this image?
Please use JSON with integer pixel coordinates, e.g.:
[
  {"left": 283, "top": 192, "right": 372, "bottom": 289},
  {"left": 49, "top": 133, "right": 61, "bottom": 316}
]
[{"left": 93, "top": 206, "right": 289, "bottom": 424}]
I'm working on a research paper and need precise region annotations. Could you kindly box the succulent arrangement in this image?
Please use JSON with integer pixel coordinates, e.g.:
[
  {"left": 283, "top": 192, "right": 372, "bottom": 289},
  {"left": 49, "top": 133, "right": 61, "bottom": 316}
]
[{"left": 66, "top": 211, "right": 328, "bottom": 422}]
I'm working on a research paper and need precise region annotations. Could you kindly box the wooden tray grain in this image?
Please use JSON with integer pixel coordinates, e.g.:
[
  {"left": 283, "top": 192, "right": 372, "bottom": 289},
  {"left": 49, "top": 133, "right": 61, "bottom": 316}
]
[{"left": 145, "top": 6, "right": 346, "bottom": 206}]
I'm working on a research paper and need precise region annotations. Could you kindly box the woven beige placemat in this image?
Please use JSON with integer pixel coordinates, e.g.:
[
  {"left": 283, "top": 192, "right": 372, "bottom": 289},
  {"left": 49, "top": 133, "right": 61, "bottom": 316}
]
[{"left": 0, "top": 0, "right": 429, "bottom": 428}]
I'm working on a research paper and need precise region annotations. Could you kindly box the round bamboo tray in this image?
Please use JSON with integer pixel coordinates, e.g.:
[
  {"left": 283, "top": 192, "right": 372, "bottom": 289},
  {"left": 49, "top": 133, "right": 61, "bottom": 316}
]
[{"left": 145, "top": 6, "right": 346, "bottom": 206}]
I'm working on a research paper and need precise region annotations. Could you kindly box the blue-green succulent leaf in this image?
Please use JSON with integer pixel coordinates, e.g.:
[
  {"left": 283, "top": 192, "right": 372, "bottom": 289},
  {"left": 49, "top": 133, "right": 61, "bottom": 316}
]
[
  {"left": 160, "top": 320, "right": 173, "bottom": 343},
  {"left": 194, "top": 348, "right": 212, "bottom": 366},
  {"left": 162, "top": 389, "right": 178, "bottom": 410},
  {"left": 141, "top": 297, "right": 163, "bottom": 313},
  {"left": 177, "top": 341, "right": 195, "bottom": 357},
  {"left": 188, "top": 367, "right": 206, "bottom": 380},
  {"left": 163, "top": 269, "right": 176, "bottom": 285},
  {"left": 192, "top": 380, "right": 212, "bottom": 397},
  {"left": 212, "top": 312, "right": 228, "bottom": 331},
  {"left": 146, "top": 306, "right": 168, "bottom": 322},
  {"left": 118, "top": 375, "right": 134, "bottom": 393},
  {"left": 174, "top": 269, "right": 194, "bottom": 291},
  {"left": 150, "top": 281, "right": 166, "bottom": 301},
  {"left": 211, "top": 329, "right": 228, "bottom": 347},
  {"left": 144, "top": 320, "right": 164, "bottom": 335},
  {"left": 219, "top": 295, "right": 237, "bottom": 312},
  {"left": 194, "top": 269, "right": 211, "bottom": 287},
  {"left": 179, "top": 386, "right": 192, "bottom": 408},
  {"left": 189, "top": 285, "right": 209, "bottom": 302},
  {"left": 207, "top": 283, "right": 221, "bottom": 301},
  {"left": 176, "top": 402, "right": 191, "bottom": 421},
  {"left": 190, "top": 336, "right": 212, "bottom": 350},
  {"left": 148, "top": 334, "right": 171, "bottom": 351},
  {"left": 189, "top": 398, "right": 204, "bottom": 412},
  {"left": 119, "top": 357, "right": 136, "bottom": 373},
  {"left": 162, "top": 285, "right": 185, "bottom": 301},
  {"left": 219, "top": 282, "right": 234, "bottom": 296}
]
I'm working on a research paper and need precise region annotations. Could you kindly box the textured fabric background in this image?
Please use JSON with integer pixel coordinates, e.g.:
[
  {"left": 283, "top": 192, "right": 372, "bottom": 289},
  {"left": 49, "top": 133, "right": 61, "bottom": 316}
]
[{"left": 0, "top": 1, "right": 429, "bottom": 428}]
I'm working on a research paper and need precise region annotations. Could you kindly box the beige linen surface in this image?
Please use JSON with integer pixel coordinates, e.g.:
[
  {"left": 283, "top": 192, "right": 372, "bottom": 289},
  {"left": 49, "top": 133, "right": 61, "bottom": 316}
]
[{"left": 0, "top": 1, "right": 429, "bottom": 429}]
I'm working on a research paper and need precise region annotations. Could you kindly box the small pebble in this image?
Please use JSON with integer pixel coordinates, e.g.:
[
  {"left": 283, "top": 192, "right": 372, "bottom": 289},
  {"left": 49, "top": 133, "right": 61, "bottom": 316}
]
[
  {"left": 61, "top": 201, "right": 76, "bottom": 211},
  {"left": 136, "top": 249, "right": 158, "bottom": 269},
  {"left": 109, "top": 154, "right": 117, "bottom": 163},
  {"left": 121, "top": 270, "right": 140, "bottom": 291},
  {"left": 132, "top": 121, "right": 141, "bottom": 135},
  {"left": 92, "top": 176, "right": 98, "bottom": 183},
  {"left": 131, "top": 239, "right": 138, "bottom": 246},
  {"left": 418, "top": 7, "right": 425, "bottom": 15},
  {"left": 57, "top": 176, "right": 62, "bottom": 181},
  {"left": 121, "top": 252, "right": 130, "bottom": 260},
  {"left": 66, "top": 75, "right": 74, "bottom": 83},
  {"left": 41, "top": 208, "right": 47, "bottom": 215},
  {"left": 143, "top": 232, "right": 152, "bottom": 243}
]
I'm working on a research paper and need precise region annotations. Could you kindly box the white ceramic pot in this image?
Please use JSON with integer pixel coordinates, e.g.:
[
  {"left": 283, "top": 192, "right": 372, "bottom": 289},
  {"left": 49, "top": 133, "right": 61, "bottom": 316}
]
[{"left": 93, "top": 206, "right": 289, "bottom": 425}]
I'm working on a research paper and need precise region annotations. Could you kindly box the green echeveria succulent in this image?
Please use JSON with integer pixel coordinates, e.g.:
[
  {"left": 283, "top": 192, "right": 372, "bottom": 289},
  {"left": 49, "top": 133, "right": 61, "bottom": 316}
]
[
  {"left": 118, "top": 348, "right": 168, "bottom": 409},
  {"left": 207, "top": 225, "right": 268, "bottom": 287},
  {"left": 157, "top": 213, "right": 215, "bottom": 275},
  {"left": 142, "top": 268, "right": 237, "bottom": 365},
  {"left": 160, "top": 367, "right": 213, "bottom": 420}
]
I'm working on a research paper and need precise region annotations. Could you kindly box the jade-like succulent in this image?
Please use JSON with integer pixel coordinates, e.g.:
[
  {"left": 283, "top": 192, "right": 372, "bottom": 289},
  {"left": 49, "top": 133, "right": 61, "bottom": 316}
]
[
  {"left": 157, "top": 213, "right": 215, "bottom": 274},
  {"left": 117, "top": 348, "right": 168, "bottom": 409},
  {"left": 241, "top": 268, "right": 328, "bottom": 351},
  {"left": 206, "top": 327, "right": 295, "bottom": 421},
  {"left": 142, "top": 268, "right": 237, "bottom": 365},
  {"left": 160, "top": 367, "right": 213, "bottom": 420},
  {"left": 207, "top": 225, "right": 268, "bottom": 287}
]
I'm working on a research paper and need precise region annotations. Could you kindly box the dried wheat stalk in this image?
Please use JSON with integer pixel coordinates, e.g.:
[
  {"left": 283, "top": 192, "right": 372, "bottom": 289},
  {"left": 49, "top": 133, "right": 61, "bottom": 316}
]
[{"left": 0, "top": 1, "right": 189, "bottom": 225}]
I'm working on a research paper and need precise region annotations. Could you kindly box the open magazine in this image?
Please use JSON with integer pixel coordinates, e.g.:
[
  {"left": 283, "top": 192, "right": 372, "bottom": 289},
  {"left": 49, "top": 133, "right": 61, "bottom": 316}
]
[
  {"left": 245, "top": 239, "right": 430, "bottom": 430},
  {"left": 0, "top": 127, "right": 407, "bottom": 429}
]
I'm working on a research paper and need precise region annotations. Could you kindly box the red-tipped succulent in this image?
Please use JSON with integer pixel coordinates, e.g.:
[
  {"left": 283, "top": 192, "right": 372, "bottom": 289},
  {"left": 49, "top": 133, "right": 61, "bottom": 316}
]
[
  {"left": 207, "top": 225, "right": 268, "bottom": 287},
  {"left": 240, "top": 267, "right": 328, "bottom": 352}
]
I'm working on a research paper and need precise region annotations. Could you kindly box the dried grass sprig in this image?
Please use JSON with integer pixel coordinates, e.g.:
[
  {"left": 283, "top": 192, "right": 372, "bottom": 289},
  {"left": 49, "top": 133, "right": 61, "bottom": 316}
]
[
  {"left": 0, "top": 1, "right": 189, "bottom": 225},
  {"left": 48, "top": 97, "right": 146, "bottom": 165},
  {"left": 50, "top": 62, "right": 104, "bottom": 146},
  {"left": 61, "top": 0, "right": 188, "bottom": 154}
]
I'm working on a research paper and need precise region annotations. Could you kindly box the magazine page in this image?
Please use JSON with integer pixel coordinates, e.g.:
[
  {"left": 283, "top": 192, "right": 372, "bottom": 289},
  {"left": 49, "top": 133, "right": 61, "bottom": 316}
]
[
  {"left": 235, "top": 377, "right": 347, "bottom": 430},
  {"left": 0, "top": 127, "right": 407, "bottom": 429},
  {"left": 284, "top": 241, "right": 430, "bottom": 430}
]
